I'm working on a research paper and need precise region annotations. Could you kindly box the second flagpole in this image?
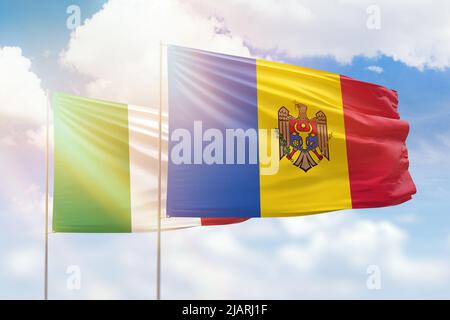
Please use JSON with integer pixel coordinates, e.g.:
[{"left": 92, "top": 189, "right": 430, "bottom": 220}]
[
  {"left": 44, "top": 91, "right": 50, "bottom": 300},
  {"left": 156, "top": 41, "right": 163, "bottom": 300}
]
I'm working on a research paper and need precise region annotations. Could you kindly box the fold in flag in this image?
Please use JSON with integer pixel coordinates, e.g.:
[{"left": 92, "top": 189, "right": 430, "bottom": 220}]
[
  {"left": 52, "top": 93, "right": 247, "bottom": 232},
  {"left": 167, "top": 45, "right": 416, "bottom": 218}
]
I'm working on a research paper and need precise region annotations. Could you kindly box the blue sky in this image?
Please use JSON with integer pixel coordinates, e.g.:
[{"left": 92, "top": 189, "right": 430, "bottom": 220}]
[
  {"left": 1, "top": 0, "right": 450, "bottom": 299},
  {"left": 0, "top": 0, "right": 105, "bottom": 90}
]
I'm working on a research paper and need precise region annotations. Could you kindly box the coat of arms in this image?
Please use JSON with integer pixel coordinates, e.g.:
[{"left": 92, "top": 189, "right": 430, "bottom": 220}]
[{"left": 278, "top": 102, "right": 331, "bottom": 172}]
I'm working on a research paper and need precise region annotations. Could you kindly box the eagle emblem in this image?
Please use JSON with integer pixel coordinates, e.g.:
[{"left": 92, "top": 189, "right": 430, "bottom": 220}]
[{"left": 278, "top": 102, "right": 331, "bottom": 172}]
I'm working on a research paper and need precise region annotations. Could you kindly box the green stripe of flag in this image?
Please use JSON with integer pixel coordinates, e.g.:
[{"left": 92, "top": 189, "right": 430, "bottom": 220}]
[{"left": 52, "top": 93, "right": 132, "bottom": 232}]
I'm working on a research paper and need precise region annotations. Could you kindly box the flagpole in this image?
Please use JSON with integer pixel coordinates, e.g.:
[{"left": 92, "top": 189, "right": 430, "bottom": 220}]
[
  {"left": 156, "top": 41, "right": 163, "bottom": 300},
  {"left": 44, "top": 91, "right": 50, "bottom": 300}
]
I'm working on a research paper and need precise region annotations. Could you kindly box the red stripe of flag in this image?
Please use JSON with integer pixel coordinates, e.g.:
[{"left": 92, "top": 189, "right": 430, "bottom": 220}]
[
  {"left": 201, "top": 218, "right": 249, "bottom": 226},
  {"left": 341, "top": 75, "right": 416, "bottom": 209}
]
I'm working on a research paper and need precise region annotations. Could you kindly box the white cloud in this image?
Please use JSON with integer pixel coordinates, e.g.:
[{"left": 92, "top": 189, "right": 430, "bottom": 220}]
[
  {"left": 395, "top": 214, "right": 417, "bottom": 224},
  {"left": 0, "top": 47, "right": 47, "bottom": 124},
  {"left": 60, "top": 0, "right": 251, "bottom": 106},
  {"left": 278, "top": 216, "right": 449, "bottom": 285},
  {"left": 0, "top": 47, "right": 48, "bottom": 242},
  {"left": 191, "top": 0, "right": 450, "bottom": 70},
  {"left": 0, "top": 134, "right": 17, "bottom": 146},
  {"left": 59, "top": 0, "right": 450, "bottom": 106},
  {"left": 3, "top": 247, "right": 41, "bottom": 279},
  {"left": 411, "top": 132, "right": 450, "bottom": 166},
  {"left": 161, "top": 215, "right": 450, "bottom": 299},
  {"left": 11, "top": 184, "right": 45, "bottom": 217},
  {"left": 42, "top": 49, "right": 51, "bottom": 59},
  {"left": 0, "top": 46, "right": 48, "bottom": 152},
  {"left": 26, "top": 124, "right": 52, "bottom": 150},
  {"left": 25, "top": 127, "right": 45, "bottom": 149},
  {"left": 366, "top": 65, "right": 384, "bottom": 73},
  {"left": 10, "top": 184, "right": 49, "bottom": 238}
]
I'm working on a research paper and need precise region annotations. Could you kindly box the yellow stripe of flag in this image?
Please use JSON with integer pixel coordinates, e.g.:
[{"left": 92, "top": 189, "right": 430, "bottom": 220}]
[{"left": 256, "top": 59, "right": 352, "bottom": 217}]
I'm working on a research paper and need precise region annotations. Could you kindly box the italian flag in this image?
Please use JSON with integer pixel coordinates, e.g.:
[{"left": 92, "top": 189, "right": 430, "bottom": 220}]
[{"left": 52, "top": 93, "right": 246, "bottom": 232}]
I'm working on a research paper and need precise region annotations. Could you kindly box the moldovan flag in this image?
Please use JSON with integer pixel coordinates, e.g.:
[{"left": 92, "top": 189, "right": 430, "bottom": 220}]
[
  {"left": 167, "top": 46, "right": 416, "bottom": 218},
  {"left": 52, "top": 93, "right": 247, "bottom": 232}
]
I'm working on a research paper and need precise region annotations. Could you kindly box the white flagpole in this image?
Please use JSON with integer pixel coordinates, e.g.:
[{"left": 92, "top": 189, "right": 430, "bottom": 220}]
[
  {"left": 156, "top": 41, "right": 163, "bottom": 300},
  {"left": 44, "top": 91, "right": 50, "bottom": 300}
]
